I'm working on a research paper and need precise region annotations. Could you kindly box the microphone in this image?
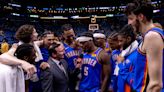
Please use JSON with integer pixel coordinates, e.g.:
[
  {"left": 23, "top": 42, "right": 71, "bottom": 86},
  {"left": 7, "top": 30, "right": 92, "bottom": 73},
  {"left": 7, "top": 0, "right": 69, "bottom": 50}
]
[
  {"left": 76, "top": 54, "right": 83, "bottom": 64},
  {"left": 75, "top": 54, "right": 83, "bottom": 70},
  {"left": 79, "top": 54, "right": 83, "bottom": 58}
]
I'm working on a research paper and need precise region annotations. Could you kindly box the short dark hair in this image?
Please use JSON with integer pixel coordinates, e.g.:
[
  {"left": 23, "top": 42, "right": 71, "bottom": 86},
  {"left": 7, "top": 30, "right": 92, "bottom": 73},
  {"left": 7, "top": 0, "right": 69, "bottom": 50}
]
[
  {"left": 48, "top": 42, "right": 61, "bottom": 56},
  {"left": 108, "top": 31, "right": 119, "bottom": 40},
  {"left": 133, "top": 3, "right": 154, "bottom": 21},
  {"left": 61, "top": 24, "right": 73, "bottom": 32},
  {"left": 14, "top": 44, "right": 34, "bottom": 64},
  {"left": 42, "top": 31, "right": 54, "bottom": 38},
  {"left": 15, "top": 24, "right": 35, "bottom": 43},
  {"left": 125, "top": 2, "right": 138, "bottom": 15},
  {"left": 119, "top": 24, "right": 136, "bottom": 42}
]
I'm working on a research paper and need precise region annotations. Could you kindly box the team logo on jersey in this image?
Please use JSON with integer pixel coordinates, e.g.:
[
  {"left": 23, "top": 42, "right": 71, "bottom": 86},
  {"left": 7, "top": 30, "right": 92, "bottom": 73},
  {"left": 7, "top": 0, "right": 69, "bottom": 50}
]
[
  {"left": 82, "top": 58, "right": 97, "bottom": 67},
  {"left": 112, "top": 54, "right": 118, "bottom": 61},
  {"left": 125, "top": 59, "right": 130, "bottom": 64},
  {"left": 65, "top": 50, "right": 80, "bottom": 58},
  {"left": 91, "top": 53, "right": 96, "bottom": 57},
  {"left": 105, "top": 48, "right": 110, "bottom": 51}
]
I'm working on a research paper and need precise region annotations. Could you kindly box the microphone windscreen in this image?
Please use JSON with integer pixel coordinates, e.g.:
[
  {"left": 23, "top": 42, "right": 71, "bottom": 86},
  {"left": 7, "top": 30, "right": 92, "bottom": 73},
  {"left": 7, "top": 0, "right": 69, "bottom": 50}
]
[{"left": 79, "top": 54, "right": 83, "bottom": 58}]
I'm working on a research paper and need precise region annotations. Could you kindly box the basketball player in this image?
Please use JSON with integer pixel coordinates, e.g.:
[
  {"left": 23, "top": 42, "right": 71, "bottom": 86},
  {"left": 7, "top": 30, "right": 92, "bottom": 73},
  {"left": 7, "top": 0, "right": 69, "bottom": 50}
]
[
  {"left": 62, "top": 24, "right": 81, "bottom": 92},
  {"left": 0, "top": 44, "right": 36, "bottom": 92},
  {"left": 107, "top": 31, "right": 121, "bottom": 92},
  {"left": 125, "top": 2, "right": 163, "bottom": 92},
  {"left": 29, "top": 31, "right": 55, "bottom": 92},
  {"left": 0, "top": 24, "right": 39, "bottom": 77},
  {"left": 116, "top": 24, "right": 139, "bottom": 92},
  {"left": 93, "top": 30, "right": 111, "bottom": 54},
  {"left": 76, "top": 32, "right": 111, "bottom": 92}
]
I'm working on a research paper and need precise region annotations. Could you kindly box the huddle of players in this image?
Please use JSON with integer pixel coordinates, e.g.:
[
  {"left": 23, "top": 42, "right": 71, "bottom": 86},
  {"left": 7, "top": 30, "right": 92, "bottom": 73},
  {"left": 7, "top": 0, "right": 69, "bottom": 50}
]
[
  {"left": 72, "top": 24, "right": 139, "bottom": 92},
  {"left": 16, "top": 2, "right": 163, "bottom": 92},
  {"left": 61, "top": 11, "right": 163, "bottom": 92},
  {"left": 0, "top": 1, "right": 163, "bottom": 92},
  {"left": 62, "top": 1, "right": 164, "bottom": 92}
]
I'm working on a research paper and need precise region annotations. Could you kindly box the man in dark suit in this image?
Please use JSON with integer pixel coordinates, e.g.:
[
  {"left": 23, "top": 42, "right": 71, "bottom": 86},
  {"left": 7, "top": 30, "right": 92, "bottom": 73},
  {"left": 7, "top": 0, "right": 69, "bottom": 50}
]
[{"left": 41, "top": 42, "right": 69, "bottom": 92}]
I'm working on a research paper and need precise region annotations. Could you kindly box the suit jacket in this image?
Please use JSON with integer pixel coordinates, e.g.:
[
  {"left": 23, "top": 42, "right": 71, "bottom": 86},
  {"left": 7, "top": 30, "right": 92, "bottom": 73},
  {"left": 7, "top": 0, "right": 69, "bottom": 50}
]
[{"left": 41, "top": 57, "right": 69, "bottom": 92}]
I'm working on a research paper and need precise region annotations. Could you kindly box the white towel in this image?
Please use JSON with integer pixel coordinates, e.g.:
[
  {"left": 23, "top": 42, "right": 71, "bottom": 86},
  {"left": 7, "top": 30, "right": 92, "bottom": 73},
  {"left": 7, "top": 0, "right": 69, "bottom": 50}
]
[
  {"left": 114, "top": 64, "right": 119, "bottom": 76},
  {"left": 33, "top": 42, "right": 43, "bottom": 62},
  {"left": 120, "top": 40, "right": 139, "bottom": 57},
  {"left": 114, "top": 40, "right": 139, "bottom": 76},
  {"left": 0, "top": 63, "right": 25, "bottom": 92}
]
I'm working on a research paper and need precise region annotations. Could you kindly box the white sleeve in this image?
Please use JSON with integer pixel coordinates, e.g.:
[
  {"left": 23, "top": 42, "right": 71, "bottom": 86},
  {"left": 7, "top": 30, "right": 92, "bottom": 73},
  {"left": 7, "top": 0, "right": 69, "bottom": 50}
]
[{"left": 33, "top": 42, "right": 43, "bottom": 62}]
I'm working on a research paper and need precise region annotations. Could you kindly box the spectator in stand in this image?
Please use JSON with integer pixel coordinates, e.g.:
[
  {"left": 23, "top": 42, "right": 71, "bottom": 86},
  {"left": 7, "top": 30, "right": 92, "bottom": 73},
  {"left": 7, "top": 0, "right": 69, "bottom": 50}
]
[{"left": 1, "top": 38, "right": 9, "bottom": 54}]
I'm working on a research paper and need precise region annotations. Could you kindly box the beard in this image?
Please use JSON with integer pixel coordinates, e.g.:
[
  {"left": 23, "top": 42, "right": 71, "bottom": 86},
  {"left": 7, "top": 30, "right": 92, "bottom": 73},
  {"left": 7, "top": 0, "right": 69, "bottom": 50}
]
[
  {"left": 83, "top": 49, "right": 91, "bottom": 53},
  {"left": 122, "top": 42, "right": 130, "bottom": 50},
  {"left": 66, "top": 37, "right": 74, "bottom": 45},
  {"left": 94, "top": 41, "right": 100, "bottom": 47},
  {"left": 83, "top": 46, "right": 92, "bottom": 53},
  {"left": 135, "top": 19, "right": 141, "bottom": 34},
  {"left": 66, "top": 39, "right": 73, "bottom": 44}
]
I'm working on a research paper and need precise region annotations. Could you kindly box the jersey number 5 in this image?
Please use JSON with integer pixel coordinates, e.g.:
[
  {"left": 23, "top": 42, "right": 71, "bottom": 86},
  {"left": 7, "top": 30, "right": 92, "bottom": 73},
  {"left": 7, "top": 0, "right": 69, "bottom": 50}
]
[{"left": 84, "top": 66, "right": 88, "bottom": 76}]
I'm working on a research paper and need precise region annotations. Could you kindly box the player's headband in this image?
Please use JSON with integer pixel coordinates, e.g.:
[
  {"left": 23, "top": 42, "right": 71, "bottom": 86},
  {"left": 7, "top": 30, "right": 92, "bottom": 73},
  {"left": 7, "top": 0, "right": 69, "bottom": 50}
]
[
  {"left": 76, "top": 36, "right": 93, "bottom": 42},
  {"left": 93, "top": 33, "right": 106, "bottom": 38}
]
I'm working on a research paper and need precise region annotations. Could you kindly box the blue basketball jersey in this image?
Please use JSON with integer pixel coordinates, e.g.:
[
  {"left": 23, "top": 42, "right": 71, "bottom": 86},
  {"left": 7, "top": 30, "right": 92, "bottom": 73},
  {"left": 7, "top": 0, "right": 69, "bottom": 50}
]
[
  {"left": 119, "top": 27, "right": 163, "bottom": 92},
  {"left": 118, "top": 49, "right": 137, "bottom": 92},
  {"left": 111, "top": 50, "right": 121, "bottom": 75},
  {"left": 79, "top": 48, "right": 102, "bottom": 92},
  {"left": 110, "top": 50, "right": 121, "bottom": 92},
  {"left": 105, "top": 42, "right": 111, "bottom": 54},
  {"left": 64, "top": 43, "right": 81, "bottom": 71}
]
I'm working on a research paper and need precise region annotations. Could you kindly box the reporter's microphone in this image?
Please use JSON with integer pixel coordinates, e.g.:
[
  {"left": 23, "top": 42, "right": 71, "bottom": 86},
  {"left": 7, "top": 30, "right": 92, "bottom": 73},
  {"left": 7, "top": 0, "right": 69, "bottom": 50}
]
[
  {"left": 77, "top": 54, "right": 83, "bottom": 64},
  {"left": 79, "top": 54, "right": 83, "bottom": 59}
]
